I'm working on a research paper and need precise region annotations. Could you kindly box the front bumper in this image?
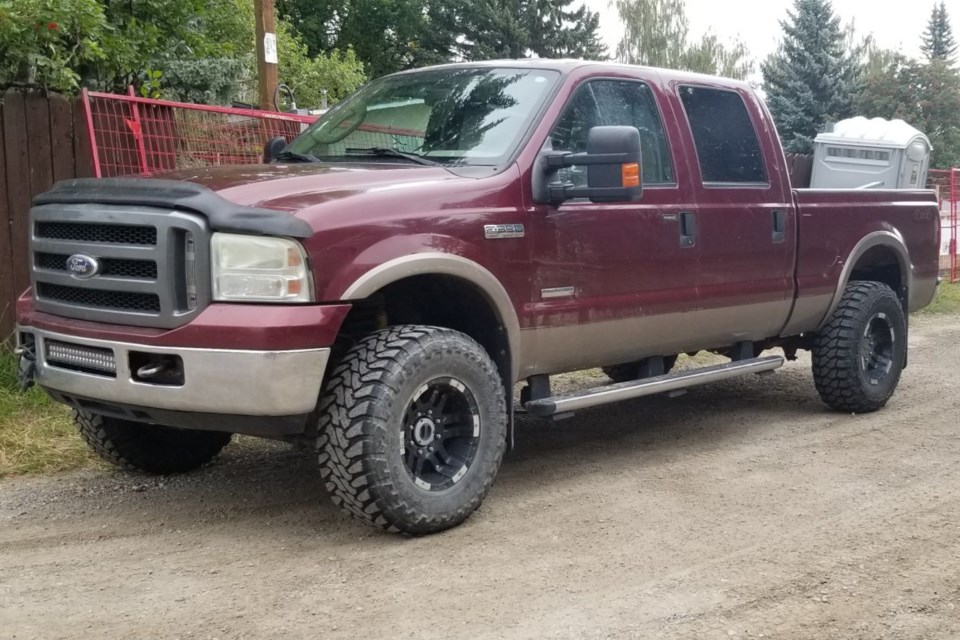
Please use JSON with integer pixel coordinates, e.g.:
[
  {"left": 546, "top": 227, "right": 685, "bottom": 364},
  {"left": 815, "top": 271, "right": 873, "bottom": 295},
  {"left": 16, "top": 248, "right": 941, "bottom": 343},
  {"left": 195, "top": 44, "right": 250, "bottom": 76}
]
[{"left": 16, "top": 327, "right": 330, "bottom": 419}]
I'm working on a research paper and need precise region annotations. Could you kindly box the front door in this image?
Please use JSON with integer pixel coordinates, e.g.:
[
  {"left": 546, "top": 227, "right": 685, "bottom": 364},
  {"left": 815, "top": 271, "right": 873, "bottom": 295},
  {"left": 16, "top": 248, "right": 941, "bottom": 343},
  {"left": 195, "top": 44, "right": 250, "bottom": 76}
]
[{"left": 521, "top": 76, "right": 701, "bottom": 375}]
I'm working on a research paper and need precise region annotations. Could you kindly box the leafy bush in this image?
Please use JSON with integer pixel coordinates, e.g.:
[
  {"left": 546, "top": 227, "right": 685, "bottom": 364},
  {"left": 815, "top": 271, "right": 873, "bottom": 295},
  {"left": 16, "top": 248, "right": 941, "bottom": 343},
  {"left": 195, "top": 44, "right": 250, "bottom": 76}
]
[
  {"left": 0, "top": 0, "right": 366, "bottom": 107},
  {"left": 276, "top": 20, "right": 366, "bottom": 108},
  {"left": 0, "top": 0, "right": 106, "bottom": 93}
]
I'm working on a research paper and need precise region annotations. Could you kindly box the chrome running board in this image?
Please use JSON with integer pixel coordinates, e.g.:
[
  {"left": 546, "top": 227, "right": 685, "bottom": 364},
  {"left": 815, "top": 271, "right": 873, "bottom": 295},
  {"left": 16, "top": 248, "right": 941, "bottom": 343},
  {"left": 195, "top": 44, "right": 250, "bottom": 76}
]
[{"left": 524, "top": 355, "right": 785, "bottom": 417}]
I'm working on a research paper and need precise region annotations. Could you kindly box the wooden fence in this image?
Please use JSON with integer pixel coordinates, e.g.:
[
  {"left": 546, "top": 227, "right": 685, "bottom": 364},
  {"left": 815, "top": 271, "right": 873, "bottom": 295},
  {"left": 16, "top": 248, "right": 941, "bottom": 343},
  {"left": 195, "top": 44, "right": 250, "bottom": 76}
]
[{"left": 0, "top": 90, "right": 95, "bottom": 337}]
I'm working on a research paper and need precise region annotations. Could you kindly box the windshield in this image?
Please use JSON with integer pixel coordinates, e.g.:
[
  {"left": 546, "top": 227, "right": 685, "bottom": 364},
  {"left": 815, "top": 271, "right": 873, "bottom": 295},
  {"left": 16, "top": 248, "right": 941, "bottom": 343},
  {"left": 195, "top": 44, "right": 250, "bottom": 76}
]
[{"left": 285, "top": 67, "right": 560, "bottom": 166}]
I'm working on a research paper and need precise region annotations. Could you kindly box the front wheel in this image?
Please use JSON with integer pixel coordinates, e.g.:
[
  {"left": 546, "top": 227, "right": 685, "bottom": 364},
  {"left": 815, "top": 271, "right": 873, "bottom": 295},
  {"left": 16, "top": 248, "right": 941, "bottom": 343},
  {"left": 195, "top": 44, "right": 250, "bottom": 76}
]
[
  {"left": 74, "top": 411, "right": 232, "bottom": 474},
  {"left": 317, "top": 326, "right": 508, "bottom": 535},
  {"left": 812, "top": 281, "right": 907, "bottom": 413}
]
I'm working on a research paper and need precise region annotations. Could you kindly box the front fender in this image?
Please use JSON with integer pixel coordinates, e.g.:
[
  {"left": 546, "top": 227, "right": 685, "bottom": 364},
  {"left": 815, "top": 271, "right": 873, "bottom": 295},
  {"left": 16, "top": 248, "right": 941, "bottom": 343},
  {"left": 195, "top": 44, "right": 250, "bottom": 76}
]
[{"left": 325, "top": 240, "right": 522, "bottom": 381}]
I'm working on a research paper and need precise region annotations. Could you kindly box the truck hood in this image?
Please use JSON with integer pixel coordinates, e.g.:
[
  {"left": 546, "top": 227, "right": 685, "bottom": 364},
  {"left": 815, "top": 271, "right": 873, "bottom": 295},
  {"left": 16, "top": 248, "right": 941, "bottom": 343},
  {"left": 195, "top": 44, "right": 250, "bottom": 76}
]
[{"left": 158, "top": 163, "right": 460, "bottom": 212}]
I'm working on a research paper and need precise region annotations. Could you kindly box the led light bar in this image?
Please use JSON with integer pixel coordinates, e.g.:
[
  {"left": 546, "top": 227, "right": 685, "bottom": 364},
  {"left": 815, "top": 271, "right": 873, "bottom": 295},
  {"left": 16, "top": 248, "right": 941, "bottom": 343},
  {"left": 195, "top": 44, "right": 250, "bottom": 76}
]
[{"left": 45, "top": 340, "right": 117, "bottom": 375}]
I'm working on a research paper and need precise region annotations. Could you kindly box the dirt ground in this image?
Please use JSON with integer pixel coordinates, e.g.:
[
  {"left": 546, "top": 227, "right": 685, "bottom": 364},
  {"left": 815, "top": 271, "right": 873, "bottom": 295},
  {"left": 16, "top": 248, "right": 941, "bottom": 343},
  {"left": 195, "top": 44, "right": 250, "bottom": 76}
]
[{"left": 2, "top": 316, "right": 960, "bottom": 640}]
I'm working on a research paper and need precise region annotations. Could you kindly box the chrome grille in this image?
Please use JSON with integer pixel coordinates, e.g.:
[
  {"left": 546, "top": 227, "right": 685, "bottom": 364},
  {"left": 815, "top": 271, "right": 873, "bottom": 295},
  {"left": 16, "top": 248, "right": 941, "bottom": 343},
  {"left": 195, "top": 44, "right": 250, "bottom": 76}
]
[
  {"left": 30, "top": 204, "right": 211, "bottom": 329},
  {"left": 45, "top": 339, "right": 117, "bottom": 377}
]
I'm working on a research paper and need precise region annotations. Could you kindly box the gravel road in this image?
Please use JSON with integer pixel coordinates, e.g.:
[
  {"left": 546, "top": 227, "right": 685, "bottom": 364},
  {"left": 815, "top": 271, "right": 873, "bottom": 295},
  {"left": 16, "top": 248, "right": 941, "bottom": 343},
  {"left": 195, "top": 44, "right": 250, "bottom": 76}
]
[{"left": 2, "top": 316, "right": 960, "bottom": 640}]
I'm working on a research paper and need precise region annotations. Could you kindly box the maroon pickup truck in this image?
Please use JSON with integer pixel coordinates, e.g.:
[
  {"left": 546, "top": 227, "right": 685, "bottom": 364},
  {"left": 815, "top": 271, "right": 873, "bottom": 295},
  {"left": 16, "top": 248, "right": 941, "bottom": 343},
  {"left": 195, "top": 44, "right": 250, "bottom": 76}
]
[{"left": 15, "top": 60, "right": 940, "bottom": 534}]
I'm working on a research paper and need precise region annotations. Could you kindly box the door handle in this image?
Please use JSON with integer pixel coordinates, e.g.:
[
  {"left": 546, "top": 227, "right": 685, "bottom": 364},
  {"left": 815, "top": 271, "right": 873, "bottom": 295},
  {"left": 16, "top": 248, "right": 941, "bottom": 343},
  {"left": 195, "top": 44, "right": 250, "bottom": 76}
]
[
  {"left": 679, "top": 211, "right": 697, "bottom": 248},
  {"left": 771, "top": 210, "right": 786, "bottom": 244}
]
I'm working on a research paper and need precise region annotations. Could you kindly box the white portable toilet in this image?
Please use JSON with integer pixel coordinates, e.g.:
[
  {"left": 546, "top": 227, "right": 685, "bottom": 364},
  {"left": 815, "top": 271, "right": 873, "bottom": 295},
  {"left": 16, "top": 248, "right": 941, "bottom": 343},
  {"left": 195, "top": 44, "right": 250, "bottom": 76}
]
[{"left": 811, "top": 117, "right": 932, "bottom": 189}]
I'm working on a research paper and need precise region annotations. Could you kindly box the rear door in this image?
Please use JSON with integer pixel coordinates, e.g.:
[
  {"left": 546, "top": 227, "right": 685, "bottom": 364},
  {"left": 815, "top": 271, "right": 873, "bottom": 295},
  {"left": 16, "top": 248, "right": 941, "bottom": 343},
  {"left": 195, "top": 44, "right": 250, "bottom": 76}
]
[{"left": 669, "top": 84, "right": 797, "bottom": 342}]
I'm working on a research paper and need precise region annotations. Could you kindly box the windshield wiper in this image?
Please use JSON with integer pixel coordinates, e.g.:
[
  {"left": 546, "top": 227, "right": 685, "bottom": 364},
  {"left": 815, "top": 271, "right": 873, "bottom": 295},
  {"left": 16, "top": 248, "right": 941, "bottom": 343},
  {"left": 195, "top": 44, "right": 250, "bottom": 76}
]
[
  {"left": 273, "top": 150, "right": 320, "bottom": 163},
  {"left": 345, "top": 147, "right": 439, "bottom": 166}
]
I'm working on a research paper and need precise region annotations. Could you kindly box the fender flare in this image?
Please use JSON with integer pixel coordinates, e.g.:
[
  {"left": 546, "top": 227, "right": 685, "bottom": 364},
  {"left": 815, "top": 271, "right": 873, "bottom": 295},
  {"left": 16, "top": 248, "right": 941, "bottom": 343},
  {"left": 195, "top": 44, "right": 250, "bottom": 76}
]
[
  {"left": 342, "top": 253, "right": 522, "bottom": 382},
  {"left": 817, "top": 230, "right": 911, "bottom": 331}
]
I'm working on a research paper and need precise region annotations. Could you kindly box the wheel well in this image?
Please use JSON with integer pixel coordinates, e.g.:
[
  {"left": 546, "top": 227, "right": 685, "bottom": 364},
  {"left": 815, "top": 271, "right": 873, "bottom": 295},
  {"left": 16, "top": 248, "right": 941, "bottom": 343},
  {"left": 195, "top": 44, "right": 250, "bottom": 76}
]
[
  {"left": 848, "top": 245, "right": 906, "bottom": 304},
  {"left": 337, "top": 275, "right": 512, "bottom": 382}
]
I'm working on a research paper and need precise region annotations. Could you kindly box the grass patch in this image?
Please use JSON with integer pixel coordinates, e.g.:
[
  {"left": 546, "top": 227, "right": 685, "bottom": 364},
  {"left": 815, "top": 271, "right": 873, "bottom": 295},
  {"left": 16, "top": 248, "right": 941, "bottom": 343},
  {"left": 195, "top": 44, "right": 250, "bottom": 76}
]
[
  {"left": 0, "top": 348, "right": 93, "bottom": 478},
  {"left": 918, "top": 280, "right": 960, "bottom": 316}
]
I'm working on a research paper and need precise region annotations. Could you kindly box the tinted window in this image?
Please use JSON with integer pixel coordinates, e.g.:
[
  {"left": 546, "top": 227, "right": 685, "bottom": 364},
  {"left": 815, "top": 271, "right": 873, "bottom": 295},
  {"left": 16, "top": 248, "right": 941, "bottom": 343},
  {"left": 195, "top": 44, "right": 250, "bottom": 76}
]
[
  {"left": 549, "top": 80, "right": 674, "bottom": 185},
  {"left": 679, "top": 86, "right": 766, "bottom": 184}
]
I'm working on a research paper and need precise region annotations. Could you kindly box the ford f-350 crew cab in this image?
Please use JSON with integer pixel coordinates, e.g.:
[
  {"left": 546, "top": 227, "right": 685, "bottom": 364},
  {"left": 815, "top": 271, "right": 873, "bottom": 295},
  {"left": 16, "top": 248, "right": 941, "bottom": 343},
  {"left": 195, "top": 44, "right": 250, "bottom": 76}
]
[{"left": 15, "top": 60, "right": 940, "bottom": 534}]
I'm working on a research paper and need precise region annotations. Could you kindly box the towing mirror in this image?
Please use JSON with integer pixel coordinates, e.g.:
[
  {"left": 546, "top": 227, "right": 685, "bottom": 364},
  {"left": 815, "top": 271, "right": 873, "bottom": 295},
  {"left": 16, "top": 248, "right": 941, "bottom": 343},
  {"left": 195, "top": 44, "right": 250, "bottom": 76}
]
[
  {"left": 534, "top": 126, "right": 644, "bottom": 205},
  {"left": 263, "top": 136, "right": 287, "bottom": 163}
]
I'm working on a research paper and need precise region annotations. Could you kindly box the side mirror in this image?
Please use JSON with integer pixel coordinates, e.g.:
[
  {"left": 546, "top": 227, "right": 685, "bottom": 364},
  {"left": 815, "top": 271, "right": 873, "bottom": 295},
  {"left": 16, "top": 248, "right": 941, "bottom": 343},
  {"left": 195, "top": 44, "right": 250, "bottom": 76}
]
[
  {"left": 534, "top": 126, "right": 643, "bottom": 204},
  {"left": 263, "top": 136, "right": 287, "bottom": 163}
]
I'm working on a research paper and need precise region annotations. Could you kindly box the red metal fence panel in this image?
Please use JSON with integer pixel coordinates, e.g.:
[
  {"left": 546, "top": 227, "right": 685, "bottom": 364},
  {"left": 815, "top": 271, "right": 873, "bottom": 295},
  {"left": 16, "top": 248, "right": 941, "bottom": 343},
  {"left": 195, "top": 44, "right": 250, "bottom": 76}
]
[
  {"left": 928, "top": 168, "right": 958, "bottom": 283},
  {"left": 82, "top": 90, "right": 318, "bottom": 177}
]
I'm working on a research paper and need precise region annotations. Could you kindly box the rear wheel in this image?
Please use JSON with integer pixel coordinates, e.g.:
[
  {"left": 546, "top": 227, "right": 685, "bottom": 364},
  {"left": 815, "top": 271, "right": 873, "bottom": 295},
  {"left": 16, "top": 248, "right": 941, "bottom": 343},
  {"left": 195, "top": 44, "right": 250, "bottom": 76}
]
[
  {"left": 74, "top": 411, "right": 232, "bottom": 474},
  {"left": 317, "top": 326, "right": 507, "bottom": 535},
  {"left": 602, "top": 355, "right": 678, "bottom": 383},
  {"left": 812, "top": 281, "right": 907, "bottom": 413}
]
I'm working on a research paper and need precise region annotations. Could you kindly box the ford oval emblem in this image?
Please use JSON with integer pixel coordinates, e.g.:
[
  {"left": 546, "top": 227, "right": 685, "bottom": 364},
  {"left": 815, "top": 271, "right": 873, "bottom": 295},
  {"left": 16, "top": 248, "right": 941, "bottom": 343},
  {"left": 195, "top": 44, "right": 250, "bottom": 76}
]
[{"left": 66, "top": 254, "right": 101, "bottom": 279}]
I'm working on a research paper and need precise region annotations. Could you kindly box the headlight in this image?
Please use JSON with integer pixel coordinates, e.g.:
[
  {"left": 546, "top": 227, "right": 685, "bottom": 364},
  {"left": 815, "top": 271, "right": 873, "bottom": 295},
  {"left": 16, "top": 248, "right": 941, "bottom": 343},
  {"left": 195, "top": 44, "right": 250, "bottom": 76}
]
[{"left": 211, "top": 233, "right": 313, "bottom": 302}]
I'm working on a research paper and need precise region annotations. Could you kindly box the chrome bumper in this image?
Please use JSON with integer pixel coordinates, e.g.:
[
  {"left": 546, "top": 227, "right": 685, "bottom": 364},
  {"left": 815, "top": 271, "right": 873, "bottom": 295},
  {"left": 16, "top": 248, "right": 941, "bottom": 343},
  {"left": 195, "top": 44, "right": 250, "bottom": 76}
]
[{"left": 16, "top": 327, "right": 329, "bottom": 416}]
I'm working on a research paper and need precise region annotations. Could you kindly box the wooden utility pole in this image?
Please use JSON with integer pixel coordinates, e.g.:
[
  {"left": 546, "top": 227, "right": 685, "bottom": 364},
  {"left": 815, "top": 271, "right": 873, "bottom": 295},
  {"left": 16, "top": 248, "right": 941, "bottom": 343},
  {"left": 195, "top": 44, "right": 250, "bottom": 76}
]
[{"left": 254, "top": 0, "right": 279, "bottom": 111}]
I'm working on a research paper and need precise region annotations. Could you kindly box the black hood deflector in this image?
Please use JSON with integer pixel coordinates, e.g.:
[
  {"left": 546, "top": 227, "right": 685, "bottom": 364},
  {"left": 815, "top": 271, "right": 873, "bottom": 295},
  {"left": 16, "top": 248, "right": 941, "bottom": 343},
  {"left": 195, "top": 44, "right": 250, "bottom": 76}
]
[{"left": 33, "top": 178, "right": 313, "bottom": 238}]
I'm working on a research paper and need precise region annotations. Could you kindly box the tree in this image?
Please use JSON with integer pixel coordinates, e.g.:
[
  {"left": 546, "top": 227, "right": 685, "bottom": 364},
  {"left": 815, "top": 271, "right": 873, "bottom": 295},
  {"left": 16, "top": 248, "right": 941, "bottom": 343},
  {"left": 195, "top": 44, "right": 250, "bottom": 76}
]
[
  {"left": 761, "top": 0, "right": 863, "bottom": 153},
  {"left": 278, "top": 0, "right": 606, "bottom": 78},
  {"left": 613, "top": 0, "right": 753, "bottom": 80},
  {"left": 0, "top": 0, "right": 107, "bottom": 93},
  {"left": 614, "top": 0, "right": 687, "bottom": 69},
  {"left": 857, "top": 54, "right": 960, "bottom": 169},
  {"left": 682, "top": 33, "right": 753, "bottom": 80},
  {"left": 0, "top": 0, "right": 367, "bottom": 106},
  {"left": 922, "top": 1, "right": 958, "bottom": 64}
]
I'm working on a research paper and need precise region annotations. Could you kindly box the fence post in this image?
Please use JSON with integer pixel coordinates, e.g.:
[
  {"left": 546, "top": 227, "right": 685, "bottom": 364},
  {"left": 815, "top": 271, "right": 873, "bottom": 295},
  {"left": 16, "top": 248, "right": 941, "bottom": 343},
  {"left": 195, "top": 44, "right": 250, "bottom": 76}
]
[
  {"left": 950, "top": 167, "right": 960, "bottom": 282},
  {"left": 127, "top": 86, "right": 150, "bottom": 175},
  {"left": 80, "top": 88, "right": 102, "bottom": 178}
]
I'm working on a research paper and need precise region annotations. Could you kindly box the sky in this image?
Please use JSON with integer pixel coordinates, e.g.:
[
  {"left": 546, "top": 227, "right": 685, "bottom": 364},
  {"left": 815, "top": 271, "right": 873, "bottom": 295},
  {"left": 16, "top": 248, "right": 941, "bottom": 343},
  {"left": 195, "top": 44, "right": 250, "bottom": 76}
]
[{"left": 583, "top": 0, "right": 959, "bottom": 66}]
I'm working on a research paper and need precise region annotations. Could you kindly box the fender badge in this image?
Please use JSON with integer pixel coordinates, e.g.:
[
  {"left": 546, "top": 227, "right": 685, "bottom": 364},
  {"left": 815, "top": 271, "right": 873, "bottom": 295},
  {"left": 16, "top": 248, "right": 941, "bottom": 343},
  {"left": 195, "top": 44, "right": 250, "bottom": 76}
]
[{"left": 484, "top": 224, "right": 525, "bottom": 239}]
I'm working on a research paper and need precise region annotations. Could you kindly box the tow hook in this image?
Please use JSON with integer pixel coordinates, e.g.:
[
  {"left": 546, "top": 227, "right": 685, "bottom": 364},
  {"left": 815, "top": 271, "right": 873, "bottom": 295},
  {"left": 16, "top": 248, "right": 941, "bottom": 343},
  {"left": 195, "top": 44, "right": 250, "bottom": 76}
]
[{"left": 14, "top": 345, "right": 36, "bottom": 392}]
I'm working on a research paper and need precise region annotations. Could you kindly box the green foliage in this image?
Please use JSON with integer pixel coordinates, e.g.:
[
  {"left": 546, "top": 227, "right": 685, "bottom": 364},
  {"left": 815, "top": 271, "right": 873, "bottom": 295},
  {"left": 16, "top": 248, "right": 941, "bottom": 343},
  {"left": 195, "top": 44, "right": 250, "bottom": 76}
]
[
  {"left": 856, "top": 54, "right": 960, "bottom": 169},
  {"left": 922, "top": 1, "right": 958, "bottom": 64},
  {"left": 0, "top": 349, "right": 91, "bottom": 477},
  {"left": 154, "top": 58, "right": 251, "bottom": 104},
  {"left": 681, "top": 33, "right": 753, "bottom": 80},
  {"left": 761, "top": 0, "right": 863, "bottom": 154},
  {"left": 441, "top": 0, "right": 607, "bottom": 62},
  {"left": 275, "top": 20, "right": 366, "bottom": 106},
  {"left": 278, "top": 0, "right": 606, "bottom": 79},
  {"left": 0, "top": 0, "right": 365, "bottom": 108},
  {"left": 918, "top": 281, "right": 960, "bottom": 315},
  {"left": 0, "top": 0, "right": 106, "bottom": 93},
  {"left": 613, "top": 0, "right": 753, "bottom": 80}
]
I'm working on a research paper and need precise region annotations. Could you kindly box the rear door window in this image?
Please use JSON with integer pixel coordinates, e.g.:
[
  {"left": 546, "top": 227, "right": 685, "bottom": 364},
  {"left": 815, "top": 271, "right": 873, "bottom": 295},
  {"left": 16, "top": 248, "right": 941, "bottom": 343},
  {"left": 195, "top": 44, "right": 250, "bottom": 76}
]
[{"left": 679, "top": 86, "right": 767, "bottom": 185}]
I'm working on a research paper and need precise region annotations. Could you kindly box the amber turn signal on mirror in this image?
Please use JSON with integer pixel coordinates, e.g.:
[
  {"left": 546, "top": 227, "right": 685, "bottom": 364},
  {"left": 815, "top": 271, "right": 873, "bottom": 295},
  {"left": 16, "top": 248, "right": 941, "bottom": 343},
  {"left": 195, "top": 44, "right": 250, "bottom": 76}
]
[{"left": 622, "top": 162, "right": 640, "bottom": 188}]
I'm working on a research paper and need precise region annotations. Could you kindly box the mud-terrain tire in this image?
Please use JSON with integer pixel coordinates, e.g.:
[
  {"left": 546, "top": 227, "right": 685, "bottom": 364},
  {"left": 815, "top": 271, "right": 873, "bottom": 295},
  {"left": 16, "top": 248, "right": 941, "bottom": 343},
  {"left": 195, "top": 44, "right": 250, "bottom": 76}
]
[
  {"left": 317, "top": 326, "right": 507, "bottom": 535},
  {"left": 74, "top": 411, "right": 232, "bottom": 474},
  {"left": 602, "top": 355, "right": 678, "bottom": 383},
  {"left": 812, "top": 281, "right": 907, "bottom": 413}
]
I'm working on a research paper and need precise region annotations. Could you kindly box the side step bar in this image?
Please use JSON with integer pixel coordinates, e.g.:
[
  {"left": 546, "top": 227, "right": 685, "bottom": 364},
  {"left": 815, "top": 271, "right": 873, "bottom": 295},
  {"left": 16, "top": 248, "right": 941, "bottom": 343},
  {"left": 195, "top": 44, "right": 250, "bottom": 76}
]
[{"left": 524, "top": 355, "right": 785, "bottom": 417}]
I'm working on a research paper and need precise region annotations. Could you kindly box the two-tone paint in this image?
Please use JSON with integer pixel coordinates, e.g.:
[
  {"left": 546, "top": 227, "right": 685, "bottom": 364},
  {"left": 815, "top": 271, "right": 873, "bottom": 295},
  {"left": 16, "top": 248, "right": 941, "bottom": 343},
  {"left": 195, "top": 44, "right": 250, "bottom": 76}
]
[{"left": 17, "top": 60, "right": 941, "bottom": 390}]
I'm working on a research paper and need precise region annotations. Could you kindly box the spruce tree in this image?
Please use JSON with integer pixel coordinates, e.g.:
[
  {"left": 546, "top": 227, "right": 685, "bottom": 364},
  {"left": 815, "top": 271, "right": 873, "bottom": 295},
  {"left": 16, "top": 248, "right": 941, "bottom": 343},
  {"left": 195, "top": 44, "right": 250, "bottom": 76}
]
[
  {"left": 921, "top": 1, "right": 958, "bottom": 64},
  {"left": 761, "top": 0, "right": 862, "bottom": 153}
]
